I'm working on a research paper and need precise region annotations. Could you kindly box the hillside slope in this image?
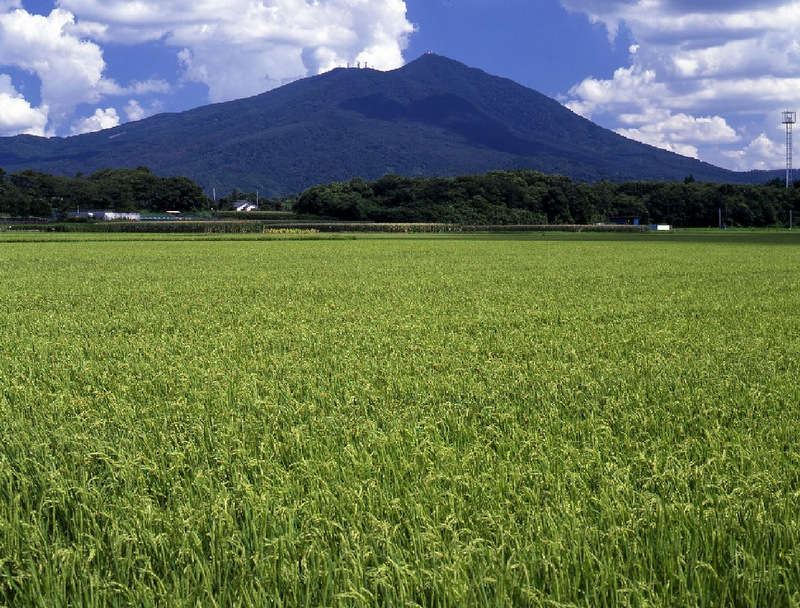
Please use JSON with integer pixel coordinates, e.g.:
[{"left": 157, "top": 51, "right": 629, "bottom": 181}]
[{"left": 0, "top": 54, "right": 761, "bottom": 196}]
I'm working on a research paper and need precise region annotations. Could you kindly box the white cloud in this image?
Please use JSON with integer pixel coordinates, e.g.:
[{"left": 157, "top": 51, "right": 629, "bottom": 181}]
[
  {"left": 70, "top": 107, "right": 120, "bottom": 134},
  {"left": 0, "top": 74, "right": 48, "bottom": 136},
  {"left": 615, "top": 109, "right": 740, "bottom": 159},
  {"left": 722, "top": 133, "right": 784, "bottom": 171},
  {"left": 124, "top": 100, "right": 145, "bottom": 122},
  {"left": 566, "top": 65, "right": 666, "bottom": 118},
  {"left": 124, "top": 98, "right": 161, "bottom": 122},
  {"left": 0, "top": 0, "right": 413, "bottom": 135},
  {"left": 561, "top": 0, "right": 800, "bottom": 170},
  {"left": 100, "top": 78, "right": 172, "bottom": 97},
  {"left": 0, "top": 8, "right": 115, "bottom": 133},
  {"left": 58, "top": 0, "right": 415, "bottom": 103}
]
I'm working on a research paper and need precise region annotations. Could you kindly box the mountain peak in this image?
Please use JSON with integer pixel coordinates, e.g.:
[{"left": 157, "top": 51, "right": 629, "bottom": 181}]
[
  {"left": 0, "top": 54, "right": 750, "bottom": 196},
  {"left": 403, "top": 52, "right": 465, "bottom": 67},
  {"left": 397, "top": 53, "right": 486, "bottom": 80}
]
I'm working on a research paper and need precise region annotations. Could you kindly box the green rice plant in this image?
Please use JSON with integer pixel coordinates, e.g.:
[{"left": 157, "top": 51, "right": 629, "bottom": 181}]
[{"left": 0, "top": 231, "right": 799, "bottom": 606}]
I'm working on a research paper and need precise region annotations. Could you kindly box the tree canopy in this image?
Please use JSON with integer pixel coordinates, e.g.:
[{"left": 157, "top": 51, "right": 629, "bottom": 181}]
[
  {"left": 3, "top": 166, "right": 798, "bottom": 228},
  {"left": 293, "top": 170, "right": 800, "bottom": 227},
  {"left": 0, "top": 167, "right": 209, "bottom": 217}
]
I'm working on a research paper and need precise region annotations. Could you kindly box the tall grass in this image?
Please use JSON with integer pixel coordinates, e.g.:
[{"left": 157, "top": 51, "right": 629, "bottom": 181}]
[{"left": 1, "top": 232, "right": 799, "bottom": 605}]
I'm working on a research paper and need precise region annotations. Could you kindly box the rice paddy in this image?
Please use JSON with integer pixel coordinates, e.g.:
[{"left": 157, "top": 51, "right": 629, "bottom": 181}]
[{"left": 1, "top": 231, "right": 799, "bottom": 606}]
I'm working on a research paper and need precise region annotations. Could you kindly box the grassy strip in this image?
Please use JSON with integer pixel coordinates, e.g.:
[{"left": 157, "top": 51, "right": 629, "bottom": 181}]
[{"left": 2, "top": 220, "right": 652, "bottom": 234}]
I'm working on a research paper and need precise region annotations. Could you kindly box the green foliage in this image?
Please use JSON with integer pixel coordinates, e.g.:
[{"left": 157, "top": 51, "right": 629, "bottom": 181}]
[
  {"left": 3, "top": 163, "right": 798, "bottom": 228},
  {"left": 0, "top": 167, "right": 210, "bottom": 216},
  {"left": 294, "top": 170, "right": 800, "bottom": 227},
  {"left": 1, "top": 232, "right": 799, "bottom": 605}
]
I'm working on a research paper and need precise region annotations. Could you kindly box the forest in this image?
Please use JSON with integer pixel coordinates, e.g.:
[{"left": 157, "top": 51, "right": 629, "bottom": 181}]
[
  {"left": 293, "top": 171, "right": 800, "bottom": 227},
  {"left": 0, "top": 167, "right": 208, "bottom": 217},
  {"left": 1, "top": 166, "right": 798, "bottom": 227}
]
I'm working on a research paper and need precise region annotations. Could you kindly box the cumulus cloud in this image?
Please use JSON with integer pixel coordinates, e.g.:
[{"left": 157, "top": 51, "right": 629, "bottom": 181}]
[
  {"left": 722, "top": 133, "right": 784, "bottom": 171},
  {"left": 0, "top": 7, "right": 124, "bottom": 134},
  {"left": 566, "top": 65, "right": 666, "bottom": 118},
  {"left": 70, "top": 107, "right": 120, "bottom": 134},
  {"left": 124, "top": 99, "right": 161, "bottom": 122},
  {"left": 615, "top": 109, "right": 739, "bottom": 159},
  {"left": 0, "top": 74, "right": 48, "bottom": 136},
  {"left": 561, "top": 0, "right": 800, "bottom": 170},
  {"left": 0, "top": 0, "right": 413, "bottom": 135},
  {"left": 58, "top": 0, "right": 414, "bottom": 102}
]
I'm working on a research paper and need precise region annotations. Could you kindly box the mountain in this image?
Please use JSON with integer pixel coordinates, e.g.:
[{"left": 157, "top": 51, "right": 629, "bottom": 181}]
[{"left": 0, "top": 54, "right": 769, "bottom": 197}]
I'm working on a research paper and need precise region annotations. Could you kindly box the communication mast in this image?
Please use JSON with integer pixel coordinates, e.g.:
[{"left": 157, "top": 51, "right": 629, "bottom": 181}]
[{"left": 782, "top": 110, "right": 796, "bottom": 188}]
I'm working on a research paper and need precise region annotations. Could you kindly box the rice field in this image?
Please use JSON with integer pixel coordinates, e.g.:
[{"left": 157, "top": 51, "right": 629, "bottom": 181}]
[{"left": 1, "top": 231, "right": 799, "bottom": 606}]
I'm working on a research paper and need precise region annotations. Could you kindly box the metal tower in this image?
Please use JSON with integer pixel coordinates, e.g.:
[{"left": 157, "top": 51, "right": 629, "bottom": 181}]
[{"left": 783, "top": 110, "right": 796, "bottom": 188}]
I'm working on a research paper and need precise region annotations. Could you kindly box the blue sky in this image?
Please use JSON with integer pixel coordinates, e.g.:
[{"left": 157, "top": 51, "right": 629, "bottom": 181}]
[{"left": 1, "top": 0, "right": 798, "bottom": 171}]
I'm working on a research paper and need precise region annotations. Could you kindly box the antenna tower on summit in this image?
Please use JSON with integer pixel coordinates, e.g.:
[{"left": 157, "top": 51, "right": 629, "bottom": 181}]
[{"left": 783, "top": 110, "right": 796, "bottom": 188}]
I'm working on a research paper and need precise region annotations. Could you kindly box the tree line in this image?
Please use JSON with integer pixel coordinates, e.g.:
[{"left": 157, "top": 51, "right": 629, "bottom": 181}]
[
  {"left": 0, "top": 166, "right": 299, "bottom": 217},
  {"left": 3, "top": 166, "right": 799, "bottom": 227},
  {"left": 294, "top": 171, "right": 800, "bottom": 227},
  {"left": 0, "top": 167, "right": 209, "bottom": 217}
]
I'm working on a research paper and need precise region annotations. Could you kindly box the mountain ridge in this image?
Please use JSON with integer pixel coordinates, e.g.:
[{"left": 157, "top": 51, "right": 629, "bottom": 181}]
[{"left": 0, "top": 54, "right": 773, "bottom": 196}]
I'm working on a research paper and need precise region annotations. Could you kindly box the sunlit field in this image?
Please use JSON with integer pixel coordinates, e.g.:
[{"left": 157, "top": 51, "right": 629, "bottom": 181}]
[{"left": 1, "top": 231, "right": 799, "bottom": 606}]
